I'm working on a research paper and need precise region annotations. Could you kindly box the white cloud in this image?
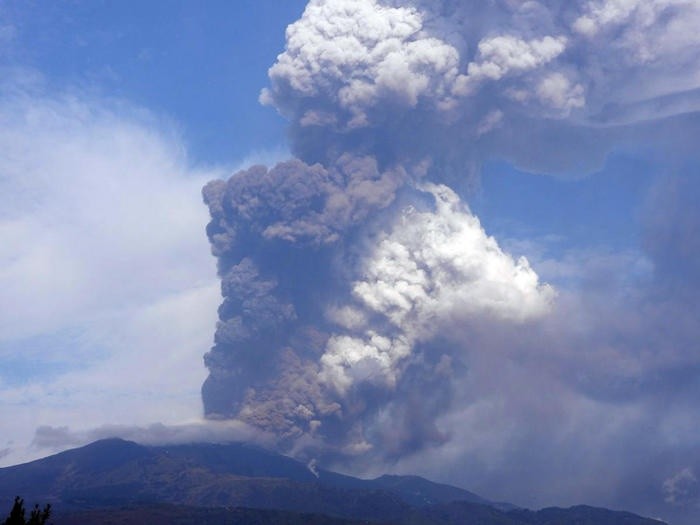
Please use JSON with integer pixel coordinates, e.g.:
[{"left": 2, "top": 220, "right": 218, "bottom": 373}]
[
  {"left": 0, "top": 283, "right": 219, "bottom": 466},
  {"left": 663, "top": 467, "right": 698, "bottom": 505},
  {"left": 263, "top": 0, "right": 700, "bottom": 167},
  {"left": 31, "top": 419, "right": 268, "bottom": 454},
  {"left": 261, "top": 0, "right": 465, "bottom": 127},
  {"left": 320, "top": 183, "right": 554, "bottom": 394},
  {"left": 356, "top": 184, "right": 554, "bottom": 322},
  {"left": 465, "top": 35, "right": 567, "bottom": 82},
  {"left": 262, "top": 0, "right": 577, "bottom": 134},
  {"left": 572, "top": 0, "right": 700, "bottom": 110},
  {"left": 0, "top": 86, "right": 224, "bottom": 466},
  {"left": 475, "top": 109, "right": 504, "bottom": 136},
  {"left": 573, "top": 0, "right": 642, "bottom": 36},
  {"left": 535, "top": 72, "right": 585, "bottom": 114},
  {"left": 573, "top": 0, "right": 700, "bottom": 56},
  {"left": 0, "top": 93, "right": 222, "bottom": 341}
]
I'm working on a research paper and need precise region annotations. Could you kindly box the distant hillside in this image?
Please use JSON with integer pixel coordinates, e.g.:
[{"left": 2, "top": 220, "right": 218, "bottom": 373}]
[{"left": 0, "top": 439, "right": 666, "bottom": 525}]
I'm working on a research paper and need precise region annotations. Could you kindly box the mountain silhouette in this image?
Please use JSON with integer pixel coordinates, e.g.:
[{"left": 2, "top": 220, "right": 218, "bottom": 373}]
[{"left": 0, "top": 439, "right": 665, "bottom": 525}]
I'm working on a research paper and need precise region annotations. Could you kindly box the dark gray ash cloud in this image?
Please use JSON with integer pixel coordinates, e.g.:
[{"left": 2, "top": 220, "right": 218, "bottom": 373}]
[
  {"left": 202, "top": 155, "right": 552, "bottom": 458},
  {"left": 200, "top": 1, "right": 700, "bottom": 524}
]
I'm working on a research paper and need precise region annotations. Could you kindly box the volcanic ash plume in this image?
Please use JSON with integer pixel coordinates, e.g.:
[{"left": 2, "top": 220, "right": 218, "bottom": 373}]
[
  {"left": 199, "top": 0, "right": 700, "bottom": 460},
  {"left": 201, "top": 152, "right": 552, "bottom": 457},
  {"left": 194, "top": 4, "right": 700, "bottom": 522}
]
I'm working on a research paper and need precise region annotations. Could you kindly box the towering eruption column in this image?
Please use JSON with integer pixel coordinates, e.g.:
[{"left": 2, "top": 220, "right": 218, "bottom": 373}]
[{"left": 201, "top": 0, "right": 560, "bottom": 460}]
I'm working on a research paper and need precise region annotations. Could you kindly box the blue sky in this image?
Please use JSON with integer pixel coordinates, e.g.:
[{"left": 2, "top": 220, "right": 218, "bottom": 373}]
[
  {"left": 475, "top": 154, "right": 654, "bottom": 254},
  {"left": 2, "top": 2, "right": 700, "bottom": 524},
  {"left": 3, "top": 0, "right": 306, "bottom": 162}
]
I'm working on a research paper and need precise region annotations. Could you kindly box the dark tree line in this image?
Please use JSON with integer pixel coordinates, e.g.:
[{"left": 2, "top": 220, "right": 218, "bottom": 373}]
[{"left": 3, "top": 497, "right": 51, "bottom": 525}]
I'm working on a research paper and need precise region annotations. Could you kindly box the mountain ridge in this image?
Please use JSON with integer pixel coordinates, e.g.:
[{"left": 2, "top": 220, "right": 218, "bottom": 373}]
[{"left": 0, "top": 438, "right": 666, "bottom": 525}]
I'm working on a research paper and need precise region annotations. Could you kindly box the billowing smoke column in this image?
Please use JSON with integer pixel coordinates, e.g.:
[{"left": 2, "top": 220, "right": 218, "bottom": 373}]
[
  {"left": 202, "top": 154, "right": 552, "bottom": 456},
  {"left": 202, "top": 0, "right": 700, "bottom": 461}
]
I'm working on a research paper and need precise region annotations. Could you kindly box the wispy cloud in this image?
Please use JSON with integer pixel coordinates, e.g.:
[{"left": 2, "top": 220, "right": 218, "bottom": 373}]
[{"left": 0, "top": 79, "right": 223, "bottom": 466}]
